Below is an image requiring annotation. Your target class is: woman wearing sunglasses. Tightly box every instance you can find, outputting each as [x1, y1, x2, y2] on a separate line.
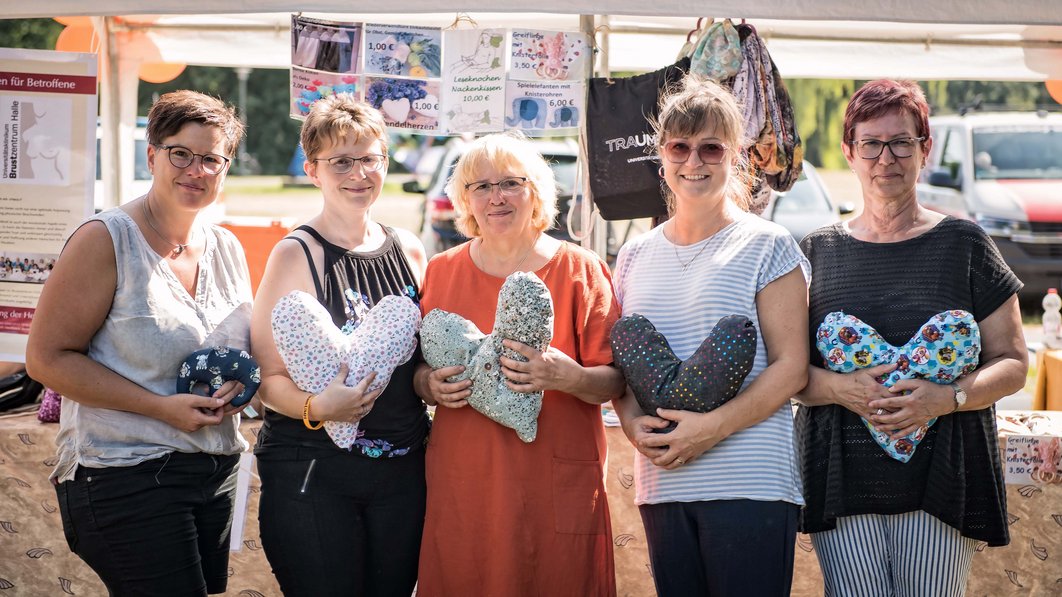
[249, 94, 429, 596]
[27, 91, 251, 595]
[794, 80, 1025, 595]
[610, 76, 809, 596]
[414, 132, 625, 596]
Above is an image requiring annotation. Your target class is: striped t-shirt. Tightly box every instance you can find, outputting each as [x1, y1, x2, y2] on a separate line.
[613, 211, 809, 506]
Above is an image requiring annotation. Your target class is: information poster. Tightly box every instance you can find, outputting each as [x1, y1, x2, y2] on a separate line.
[506, 29, 589, 134]
[440, 29, 506, 134]
[0, 48, 96, 361]
[289, 15, 363, 120]
[1005, 435, 1062, 485]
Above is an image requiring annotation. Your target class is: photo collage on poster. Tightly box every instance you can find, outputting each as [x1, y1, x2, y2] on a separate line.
[289, 15, 590, 135]
[290, 16, 363, 119]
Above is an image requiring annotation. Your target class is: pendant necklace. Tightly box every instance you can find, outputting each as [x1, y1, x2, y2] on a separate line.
[141, 200, 190, 257]
[674, 238, 711, 272]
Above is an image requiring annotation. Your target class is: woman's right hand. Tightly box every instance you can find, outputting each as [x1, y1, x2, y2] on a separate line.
[159, 394, 230, 433]
[416, 363, 472, 409]
[621, 412, 671, 460]
[828, 363, 898, 418]
[306, 364, 383, 423]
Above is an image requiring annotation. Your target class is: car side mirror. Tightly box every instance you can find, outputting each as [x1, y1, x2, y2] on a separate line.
[837, 202, 856, 216]
[927, 169, 961, 191]
[402, 180, 424, 193]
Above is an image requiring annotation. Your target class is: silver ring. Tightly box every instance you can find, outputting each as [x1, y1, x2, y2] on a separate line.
[875, 408, 885, 415]
[675, 457, 685, 465]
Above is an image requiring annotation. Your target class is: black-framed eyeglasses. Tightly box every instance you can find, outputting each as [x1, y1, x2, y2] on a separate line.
[312, 154, 388, 174]
[154, 144, 231, 175]
[851, 137, 926, 160]
[464, 176, 529, 197]
[661, 140, 729, 165]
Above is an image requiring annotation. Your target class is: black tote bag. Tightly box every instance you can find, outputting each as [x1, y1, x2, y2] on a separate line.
[586, 58, 688, 220]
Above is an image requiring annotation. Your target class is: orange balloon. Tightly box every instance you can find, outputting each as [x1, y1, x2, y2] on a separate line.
[1047, 80, 1062, 105]
[54, 25, 97, 54]
[139, 62, 187, 84]
[54, 16, 92, 27]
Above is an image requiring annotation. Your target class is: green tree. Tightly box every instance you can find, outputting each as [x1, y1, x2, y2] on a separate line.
[0, 18, 62, 50]
[138, 66, 301, 174]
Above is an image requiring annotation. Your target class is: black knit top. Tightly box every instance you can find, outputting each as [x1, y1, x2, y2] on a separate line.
[796, 217, 1021, 545]
[255, 225, 430, 459]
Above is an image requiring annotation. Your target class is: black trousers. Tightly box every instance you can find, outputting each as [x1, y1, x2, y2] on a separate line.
[640, 499, 799, 597]
[257, 448, 426, 597]
[56, 452, 240, 597]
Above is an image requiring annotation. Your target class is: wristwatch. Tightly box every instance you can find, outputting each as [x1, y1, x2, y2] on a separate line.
[950, 383, 967, 413]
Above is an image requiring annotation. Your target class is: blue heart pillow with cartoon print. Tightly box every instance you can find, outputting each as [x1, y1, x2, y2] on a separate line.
[816, 310, 980, 462]
[176, 346, 261, 407]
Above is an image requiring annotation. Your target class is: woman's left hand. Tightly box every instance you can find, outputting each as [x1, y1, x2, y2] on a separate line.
[500, 339, 576, 394]
[637, 408, 726, 470]
[214, 379, 248, 417]
[867, 379, 956, 438]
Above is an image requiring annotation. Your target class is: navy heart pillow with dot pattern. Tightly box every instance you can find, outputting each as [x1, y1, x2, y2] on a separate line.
[610, 314, 758, 420]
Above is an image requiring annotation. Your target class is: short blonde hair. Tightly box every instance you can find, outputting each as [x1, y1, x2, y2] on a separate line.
[653, 76, 751, 212]
[300, 94, 388, 161]
[445, 132, 558, 238]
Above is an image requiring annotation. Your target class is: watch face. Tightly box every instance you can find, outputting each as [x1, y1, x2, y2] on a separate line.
[954, 386, 968, 405]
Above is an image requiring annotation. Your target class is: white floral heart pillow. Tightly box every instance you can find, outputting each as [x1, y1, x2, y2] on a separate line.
[271, 290, 421, 449]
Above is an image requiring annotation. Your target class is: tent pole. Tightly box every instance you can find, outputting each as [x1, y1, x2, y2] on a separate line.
[579, 14, 610, 259]
[98, 16, 123, 209]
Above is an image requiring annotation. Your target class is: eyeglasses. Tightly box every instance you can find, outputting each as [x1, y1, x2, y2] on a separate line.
[852, 137, 926, 160]
[154, 144, 231, 175]
[464, 177, 529, 197]
[660, 141, 729, 165]
[312, 154, 388, 174]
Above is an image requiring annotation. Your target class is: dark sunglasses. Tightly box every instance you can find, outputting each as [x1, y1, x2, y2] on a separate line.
[660, 140, 729, 165]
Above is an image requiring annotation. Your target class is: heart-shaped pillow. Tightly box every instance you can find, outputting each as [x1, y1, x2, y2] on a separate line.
[176, 346, 261, 407]
[816, 310, 981, 462]
[420, 271, 554, 443]
[271, 290, 421, 449]
[610, 314, 758, 423]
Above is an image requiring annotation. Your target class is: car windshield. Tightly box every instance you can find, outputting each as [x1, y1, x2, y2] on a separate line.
[973, 127, 1062, 180]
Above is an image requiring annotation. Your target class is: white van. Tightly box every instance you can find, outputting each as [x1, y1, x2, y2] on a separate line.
[917, 111, 1062, 299]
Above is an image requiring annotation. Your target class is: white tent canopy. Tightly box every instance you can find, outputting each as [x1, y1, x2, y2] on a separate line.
[13, 1, 1062, 26]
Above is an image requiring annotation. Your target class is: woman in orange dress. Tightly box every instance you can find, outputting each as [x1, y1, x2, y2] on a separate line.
[414, 132, 625, 596]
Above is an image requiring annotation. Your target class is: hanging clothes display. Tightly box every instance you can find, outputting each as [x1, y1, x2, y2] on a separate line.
[586, 58, 689, 221]
[682, 19, 804, 215]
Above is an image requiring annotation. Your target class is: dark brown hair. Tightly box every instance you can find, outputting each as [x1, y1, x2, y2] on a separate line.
[146, 90, 245, 156]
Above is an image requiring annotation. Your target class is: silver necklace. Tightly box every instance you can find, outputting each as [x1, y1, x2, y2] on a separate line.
[674, 238, 711, 272]
[474, 235, 538, 277]
[141, 200, 190, 257]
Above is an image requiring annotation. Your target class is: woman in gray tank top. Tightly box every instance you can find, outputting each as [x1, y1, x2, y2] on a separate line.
[26, 90, 252, 596]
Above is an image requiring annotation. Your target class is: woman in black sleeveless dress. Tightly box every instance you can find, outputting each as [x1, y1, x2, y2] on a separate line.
[250, 94, 429, 597]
